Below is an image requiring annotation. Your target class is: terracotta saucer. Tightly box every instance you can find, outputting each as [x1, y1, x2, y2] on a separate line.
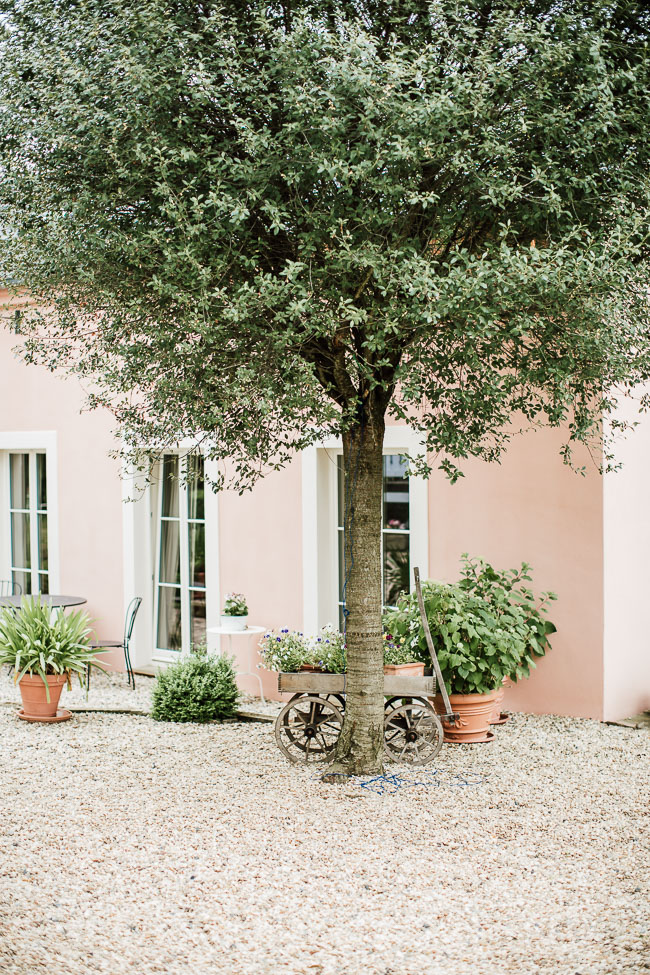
[490, 712, 510, 726]
[17, 708, 72, 724]
[444, 730, 496, 744]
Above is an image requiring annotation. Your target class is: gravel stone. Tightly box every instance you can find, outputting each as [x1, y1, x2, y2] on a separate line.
[0, 671, 648, 975]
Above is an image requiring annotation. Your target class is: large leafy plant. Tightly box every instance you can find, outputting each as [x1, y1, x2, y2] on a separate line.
[151, 645, 239, 723]
[457, 555, 557, 679]
[0, 598, 104, 699]
[383, 576, 552, 695]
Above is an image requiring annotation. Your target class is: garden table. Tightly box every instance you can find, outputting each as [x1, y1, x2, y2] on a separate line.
[207, 624, 267, 704]
[0, 594, 87, 610]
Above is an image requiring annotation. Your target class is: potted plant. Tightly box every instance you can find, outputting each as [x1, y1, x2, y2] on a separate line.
[0, 597, 106, 722]
[383, 566, 556, 743]
[258, 628, 314, 672]
[221, 592, 248, 631]
[457, 555, 557, 724]
[382, 633, 424, 676]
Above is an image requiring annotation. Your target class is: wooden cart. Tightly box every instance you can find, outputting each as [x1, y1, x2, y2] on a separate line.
[273, 569, 458, 767]
[274, 671, 444, 766]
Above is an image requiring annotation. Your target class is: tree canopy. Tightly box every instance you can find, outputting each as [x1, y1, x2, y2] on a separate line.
[2, 0, 649, 486]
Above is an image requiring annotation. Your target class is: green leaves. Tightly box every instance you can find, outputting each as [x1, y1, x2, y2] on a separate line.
[150, 649, 239, 723]
[0, 597, 106, 698]
[383, 555, 557, 695]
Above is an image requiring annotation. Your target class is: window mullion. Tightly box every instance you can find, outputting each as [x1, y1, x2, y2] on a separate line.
[178, 456, 191, 657]
[28, 452, 39, 593]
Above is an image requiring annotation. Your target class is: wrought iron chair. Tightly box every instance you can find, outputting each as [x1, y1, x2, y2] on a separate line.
[0, 580, 22, 596]
[87, 596, 142, 691]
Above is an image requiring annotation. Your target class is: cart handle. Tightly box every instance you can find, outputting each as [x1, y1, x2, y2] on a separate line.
[413, 567, 457, 723]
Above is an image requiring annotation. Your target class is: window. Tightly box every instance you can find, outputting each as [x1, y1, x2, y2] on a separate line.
[336, 453, 411, 629]
[8, 452, 49, 594]
[154, 453, 206, 656]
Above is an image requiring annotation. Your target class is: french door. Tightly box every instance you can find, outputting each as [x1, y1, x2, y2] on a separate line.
[153, 453, 206, 658]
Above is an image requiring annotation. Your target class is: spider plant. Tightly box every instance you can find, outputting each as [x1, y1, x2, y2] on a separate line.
[0, 597, 106, 700]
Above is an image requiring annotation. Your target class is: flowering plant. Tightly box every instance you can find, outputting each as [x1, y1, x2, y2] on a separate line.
[258, 629, 312, 672]
[382, 632, 417, 666]
[223, 592, 248, 616]
[313, 626, 346, 674]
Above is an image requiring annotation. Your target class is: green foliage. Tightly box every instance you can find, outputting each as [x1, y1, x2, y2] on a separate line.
[314, 627, 347, 674]
[383, 559, 557, 694]
[150, 646, 239, 723]
[0, 597, 104, 699]
[457, 554, 557, 680]
[223, 593, 248, 616]
[1, 1, 649, 486]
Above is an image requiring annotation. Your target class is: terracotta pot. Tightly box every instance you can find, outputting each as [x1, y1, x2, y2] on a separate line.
[18, 673, 68, 720]
[435, 689, 499, 743]
[383, 662, 425, 677]
[298, 664, 326, 672]
[489, 677, 511, 725]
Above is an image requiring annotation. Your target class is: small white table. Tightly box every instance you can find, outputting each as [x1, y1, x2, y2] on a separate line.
[207, 625, 267, 703]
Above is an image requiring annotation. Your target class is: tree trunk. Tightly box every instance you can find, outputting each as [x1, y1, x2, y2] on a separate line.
[329, 414, 386, 775]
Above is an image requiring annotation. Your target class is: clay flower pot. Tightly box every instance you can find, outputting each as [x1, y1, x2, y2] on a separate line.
[489, 678, 510, 725]
[383, 662, 425, 677]
[435, 689, 499, 743]
[18, 673, 68, 720]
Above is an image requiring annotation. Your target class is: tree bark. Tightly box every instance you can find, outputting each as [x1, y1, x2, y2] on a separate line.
[329, 413, 386, 775]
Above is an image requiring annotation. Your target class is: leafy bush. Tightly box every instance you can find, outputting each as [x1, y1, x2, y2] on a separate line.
[223, 592, 248, 616]
[383, 559, 557, 695]
[0, 597, 104, 699]
[151, 646, 239, 723]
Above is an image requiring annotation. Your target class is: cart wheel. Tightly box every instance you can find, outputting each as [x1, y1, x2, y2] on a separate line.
[384, 698, 444, 765]
[275, 694, 344, 765]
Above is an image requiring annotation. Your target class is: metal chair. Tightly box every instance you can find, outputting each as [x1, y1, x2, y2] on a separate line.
[87, 596, 142, 691]
[0, 580, 22, 596]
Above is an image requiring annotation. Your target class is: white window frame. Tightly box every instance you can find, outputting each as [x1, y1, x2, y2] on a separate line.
[301, 427, 429, 633]
[0, 432, 59, 593]
[122, 444, 220, 670]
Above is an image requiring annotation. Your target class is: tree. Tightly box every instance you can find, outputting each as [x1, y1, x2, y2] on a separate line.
[1, 0, 649, 773]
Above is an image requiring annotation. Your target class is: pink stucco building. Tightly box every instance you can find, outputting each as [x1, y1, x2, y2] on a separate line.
[1, 286, 648, 721]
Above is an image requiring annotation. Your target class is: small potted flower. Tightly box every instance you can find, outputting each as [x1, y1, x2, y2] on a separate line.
[221, 592, 248, 631]
[258, 629, 313, 672]
[383, 633, 424, 676]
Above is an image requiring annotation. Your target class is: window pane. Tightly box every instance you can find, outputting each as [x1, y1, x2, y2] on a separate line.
[383, 533, 409, 607]
[38, 514, 48, 572]
[187, 455, 204, 521]
[189, 523, 205, 588]
[158, 520, 180, 584]
[161, 455, 179, 518]
[10, 454, 29, 510]
[11, 570, 30, 596]
[11, 512, 30, 569]
[38, 572, 49, 595]
[156, 587, 182, 652]
[337, 456, 345, 529]
[190, 590, 206, 649]
[36, 453, 47, 511]
[383, 454, 409, 530]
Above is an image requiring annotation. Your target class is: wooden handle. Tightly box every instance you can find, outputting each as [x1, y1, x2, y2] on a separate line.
[413, 567, 455, 720]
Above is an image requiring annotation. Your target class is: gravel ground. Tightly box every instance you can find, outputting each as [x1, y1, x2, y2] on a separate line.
[0, 683, 648, 975]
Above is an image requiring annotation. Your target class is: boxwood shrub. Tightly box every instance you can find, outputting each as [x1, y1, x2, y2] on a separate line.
[151, 647, 239, 723]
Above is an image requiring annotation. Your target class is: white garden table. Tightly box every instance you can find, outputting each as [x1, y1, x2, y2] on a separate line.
[207, 624, 267, 704]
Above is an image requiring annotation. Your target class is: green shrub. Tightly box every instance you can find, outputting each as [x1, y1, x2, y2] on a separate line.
[151, 647, 239, 723]
[0, 596, 104, 700]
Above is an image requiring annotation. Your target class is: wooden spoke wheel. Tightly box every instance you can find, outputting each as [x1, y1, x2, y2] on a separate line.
[383, 698, 444, 765]
[275, 694, 344, 765]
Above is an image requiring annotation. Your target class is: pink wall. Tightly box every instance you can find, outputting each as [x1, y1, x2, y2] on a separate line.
[603, 398, 650, 720]
[427, 426, 605, 719]
[218, 460, 303, 701]
[0, 292, 125, 662]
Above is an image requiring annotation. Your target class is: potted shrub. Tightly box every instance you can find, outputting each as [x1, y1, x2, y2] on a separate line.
[383, 570, 556, 742]
[0, 597, 106, 722]
[382, 633, 424, 676]
[221, 592, 248, 631]
[457, 555, 557, 723]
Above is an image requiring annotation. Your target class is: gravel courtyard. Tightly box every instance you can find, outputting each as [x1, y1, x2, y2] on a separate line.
[0, 675, 648, 975]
